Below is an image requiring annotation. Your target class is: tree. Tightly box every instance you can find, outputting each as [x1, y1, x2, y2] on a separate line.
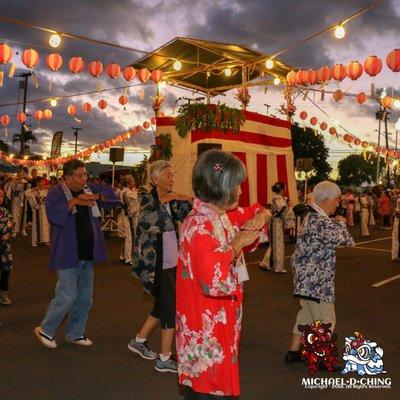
[0, 140, 8, 153]
[337, 153, 384, 186]
[291, 123, 332, 184]
[12, 127, 37, 156]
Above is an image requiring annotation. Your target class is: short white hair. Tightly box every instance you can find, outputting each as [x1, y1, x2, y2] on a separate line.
[149, 160, 172, 179]
[313, 181, 341, 205]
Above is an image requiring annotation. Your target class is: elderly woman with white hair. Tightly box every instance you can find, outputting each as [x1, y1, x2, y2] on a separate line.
[285, 181, 354, 363]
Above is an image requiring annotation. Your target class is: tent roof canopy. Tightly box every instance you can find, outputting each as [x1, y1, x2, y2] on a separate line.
[130, 37, 293, 94]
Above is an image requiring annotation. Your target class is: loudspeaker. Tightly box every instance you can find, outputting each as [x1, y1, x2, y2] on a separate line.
[296, 158, 313, 172]
[109, 147, 124, 163]
[197, 143, 222, 157]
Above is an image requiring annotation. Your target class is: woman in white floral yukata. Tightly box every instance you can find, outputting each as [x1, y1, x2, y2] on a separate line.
[176, 149, 271, 399]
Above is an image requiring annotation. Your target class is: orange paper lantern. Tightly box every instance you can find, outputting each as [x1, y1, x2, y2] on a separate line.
[137, 68, 151, 83]
[82, 102, 92, 113]
[143, 121, 151, 129]
[0, 114, 10, 126]
[381, 96, 392, 108]
[386, 49, 400, 72]
[150, 116, 157, 125]
[299, 111, 308, 120]
[34, 110, 43, 120]
[98, 99, 107, 110]
[295, 70, 307, 85]
[346, 61, 363, 80]
[354, 138, 361, 146]
[363, 55, 382, 77]
[69, 56, 85, 74]
[89, 60, 103, 77]
[151, 69, 164, 83]
[310, 116, 318, 126]
[306, 69, 318, 85]
[122, 66, 136, 81]
[119, 95, 128, 106]
[22, 49, 39, 68]
[0, 43, 13, 64]
[343, 134, 353, 143]
[329, 127, 337, 136]
[107, 63, 121, 79]
[333, 89, 344, 102]
[320, 122, 327, 131]
[67, 104, 77, 116]
[17, 112, 26, 124]
[362, 141, 369, 148]
[286, 70, 297, 85]
[317, 66, 331, 83]
[331, 63, 346, 81]
[46, 53, 63, 71]
[43, 109, 52, 119]
[356, 92, 367, 104]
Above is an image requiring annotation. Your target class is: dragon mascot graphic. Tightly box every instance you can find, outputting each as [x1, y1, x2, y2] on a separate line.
[341, 331, 386, 375]
[298, 320, 340, 376]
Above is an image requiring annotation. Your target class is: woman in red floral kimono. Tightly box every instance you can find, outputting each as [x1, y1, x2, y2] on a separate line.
[176, 150, 271, 399]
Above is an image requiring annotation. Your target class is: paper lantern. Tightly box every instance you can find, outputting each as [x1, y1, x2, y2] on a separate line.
[329, 127, 337, 136]
[354, 138, 361, 146]
[89, 60, 103, 77]
[310, 116, 318, 126]
[363, 55, 382, 77]
[386, 49, 400, 72]
[82, 102, 92, 113]
[343, 134, 353, 143]
[143, 121, 151, 129]
[331, 63, 346, 81]
[46, 53, 63, 72]
[67, 104, 77, 116]
[0, 114, 10, 126]
[150, 116, 157, 125]
[356, 92, 367, 104]
[17, 112, 26, 124]
[98, 99, 107, 110]
[111, 139, 117, 146]
[119, 95, 128, 106]
[381, 96, 392, 108]
[151, 69, 164, 83]
[362, 141, 368, 148]
[34, 110, 43, 120]
[320, 122, 327, 131]
[317, 66, 331, 83]
[99, 143, 106, 151]
[106, 63, 121, 79]
[346, 61, 363, 80]
[295, 70, 307, 85]
[286, 70, 297, 85]
[306, 69, 318, 85]
[0, 43, 13, 64]
[22, 49, 39, 68]
[122, 66, 136, 81]
[333, 89, 344, 102]
[43, 109, 52, 119]
[69, 56, 85, 74]
[137, 68, 151, 83]
[299, 111, 308, 120]
[135, 125, 142, 133]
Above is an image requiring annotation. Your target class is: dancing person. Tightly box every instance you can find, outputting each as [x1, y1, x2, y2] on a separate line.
[129, 160, 192, 373]
[34, 159, 116, 349]
[359, 192, 370, 238]
[391, 195, 400, 261]
[285, 181, 354, 363]
[25, 176, 50, 247]
[259, 181, 294, 273]
[378, 191, 392, 229]
[345, 189, 355, 226]
[367, 191, 375, 226]
[176, 150, 271, 399]
[0, 188, 15, 305]
[10, 170, 28, 237]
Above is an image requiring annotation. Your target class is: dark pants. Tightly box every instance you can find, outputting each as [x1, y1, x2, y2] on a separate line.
[383, 215, 391, 227]
[185, 388, 235, 400]
[0, 270, 10, 291]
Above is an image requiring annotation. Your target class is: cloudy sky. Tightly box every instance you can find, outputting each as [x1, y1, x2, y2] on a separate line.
[1, 0, 400, 170]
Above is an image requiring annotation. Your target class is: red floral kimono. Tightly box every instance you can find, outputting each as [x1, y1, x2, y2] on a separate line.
[176, 199, 262, 397]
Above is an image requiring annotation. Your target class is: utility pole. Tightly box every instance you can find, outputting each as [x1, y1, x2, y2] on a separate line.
[384, 108, 391, 188]
[71, 127, 83, 155]
[375, 106, 383, 185]
[16, 72, 32, 155]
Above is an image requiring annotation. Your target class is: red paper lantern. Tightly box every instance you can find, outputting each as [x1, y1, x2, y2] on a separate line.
[320, 122, 327, 131]
[143, 121, 151, 129]
[69, 56, 85, 74]
[333, 89, 344, 102]
[122, 66, 136, 81]
[317, 66, 331, 83]
[331, 63, 346, 81]
[111, 139, 117, 146]
[135, 126, 142, 133]
[17, 112, 26, 124]
[286, 70, 297, 85]
[107, 63, 121, 79]
[343, 134, 353, 143]
[34, 110, 43, 120]
[310, 116, 318, 126]
[362, 141, 368, 148]
[381, 96, 392, 108]
[363, 55, 382, 77]
[354, 138, 361, 146]
[137, 68, 151, 83]
[119, 95, 128, 106]
[0, 114, 10, 126]
[99, 143, 106, 151]
[22, 49, 39, 68]
[299, 111, 308, 120]
[43, 109, 52, 119]
[82, 102, 92, 113]
[356, 92, 367, 104]
[151, 69, 164, 83]
[150, 116, 157, 125]
[329, 127, 337, 136]
[67, 104, 77, 116]
[46, 53, 63, 72]
[89, 60, 103, 77]
[306, 69, 318, 85]
[386, 49, 400, 72]
[98, 99, 107, 110]
[0, 43, 13, 64]
[295, 70, 307, 85]
[346, 61, 363, 80]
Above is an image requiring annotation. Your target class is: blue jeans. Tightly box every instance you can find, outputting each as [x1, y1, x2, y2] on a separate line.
[41, 260, 94, 340]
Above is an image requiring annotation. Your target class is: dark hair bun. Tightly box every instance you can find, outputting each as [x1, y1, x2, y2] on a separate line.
[272, 181, 285, 194]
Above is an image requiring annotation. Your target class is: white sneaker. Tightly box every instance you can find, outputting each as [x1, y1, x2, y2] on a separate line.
[34, 327, 58, 349]
[65, 335, 93, 346]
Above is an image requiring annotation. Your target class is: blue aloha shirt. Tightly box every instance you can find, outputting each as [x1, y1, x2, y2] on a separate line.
[292, 211, 354, 303]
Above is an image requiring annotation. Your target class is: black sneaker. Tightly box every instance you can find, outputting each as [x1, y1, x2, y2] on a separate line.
[284, 351, 302, 363]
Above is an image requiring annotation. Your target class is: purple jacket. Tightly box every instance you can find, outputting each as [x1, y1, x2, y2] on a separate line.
[45, 184, 113, 270]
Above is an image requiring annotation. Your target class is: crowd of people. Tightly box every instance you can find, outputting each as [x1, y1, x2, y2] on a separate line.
[1, 153, 399, 399]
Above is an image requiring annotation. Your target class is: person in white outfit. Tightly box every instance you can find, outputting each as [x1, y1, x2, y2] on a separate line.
[359, 193, 370, 238]
[391, 197, 400, 261]
[10, 171, 28, 237]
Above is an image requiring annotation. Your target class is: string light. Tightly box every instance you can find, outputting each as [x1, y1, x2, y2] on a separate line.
[49, 33, 61, 48]
[334, 24, 346, 39]
[224, 68, 232, 77]
[273, 77, 280, 85]
[265, 59, 274, 69]
[173, 60, 182, 71]
[50, 98, 57, 107]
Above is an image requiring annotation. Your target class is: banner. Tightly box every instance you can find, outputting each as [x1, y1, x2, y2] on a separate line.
[50, 131, 63, 158]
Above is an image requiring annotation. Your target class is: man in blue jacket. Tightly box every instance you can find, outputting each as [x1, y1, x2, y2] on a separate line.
[34, 159, 116, 349]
